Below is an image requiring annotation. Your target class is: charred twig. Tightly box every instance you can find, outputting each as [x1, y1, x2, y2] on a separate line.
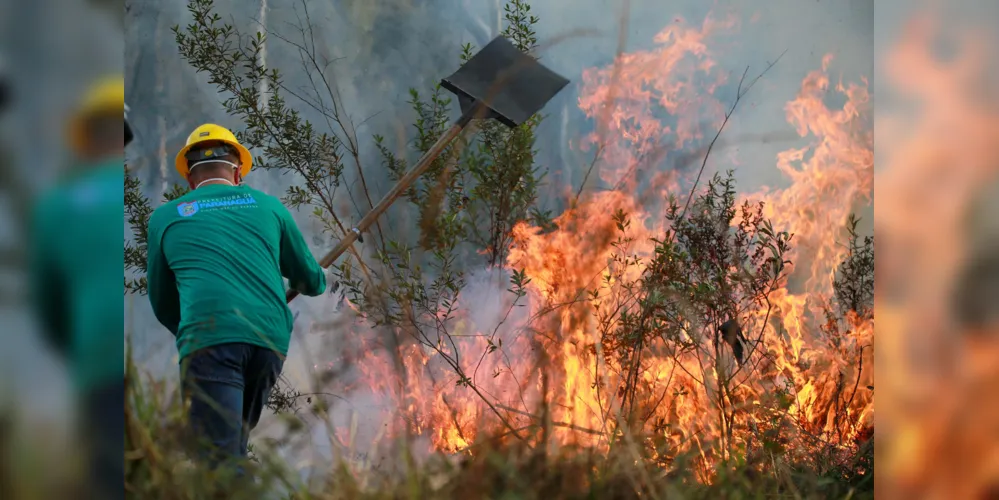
[676, 50, 786, 223]
[842, 343, 870, 437]
[270, 0, 389, 252]
[495, 404, 604, 436]
[472, 285, 526, 384]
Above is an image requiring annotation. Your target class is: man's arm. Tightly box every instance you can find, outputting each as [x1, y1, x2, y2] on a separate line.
[146, 220, 181, 335]
[277, 205, 326, 297]
[29, 199, 69, 353]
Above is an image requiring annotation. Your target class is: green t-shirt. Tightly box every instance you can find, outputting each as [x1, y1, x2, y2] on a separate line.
[30, 160, 124, 393]
[146, 184, 325, 360]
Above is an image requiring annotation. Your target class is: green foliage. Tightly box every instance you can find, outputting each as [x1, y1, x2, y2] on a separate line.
[833, 214, 874, 320]
[615, 171, 792, 364]
[336, 1, 550, 405]
[374, 84, 467, 252]
[128, 0, 554, 422]
[124, 166, 189, 294]
[343, 2, 551, 397]
[124, 165, 153, 295]
[463, 0, 547, 266]
[173, 0, 347, 238]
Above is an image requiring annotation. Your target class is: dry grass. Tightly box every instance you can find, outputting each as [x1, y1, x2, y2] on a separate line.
[121, 350, 872, 500]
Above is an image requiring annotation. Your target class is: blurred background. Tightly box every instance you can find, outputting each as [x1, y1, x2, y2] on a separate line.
[0, 0, 995, 498]
[0, 0, 120, 390]
[0, 0, 123, 497]
[875, 1, 999, 498]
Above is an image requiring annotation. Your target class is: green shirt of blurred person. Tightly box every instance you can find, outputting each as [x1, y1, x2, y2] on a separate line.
[30, 76, 124, 393]
[145, 123, 325, 471]
[29, 75, 126, 500]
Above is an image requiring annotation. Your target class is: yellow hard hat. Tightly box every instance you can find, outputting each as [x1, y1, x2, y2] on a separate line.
[174, 123, 253, 179]
[77, 76, 125, 117]
[70, 75, 125, 154]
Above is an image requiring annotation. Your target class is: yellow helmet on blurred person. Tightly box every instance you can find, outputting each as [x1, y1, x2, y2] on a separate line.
[78, 76, 125, 115]
[70, 75, 125, 154]
[174, 123, 253, 179]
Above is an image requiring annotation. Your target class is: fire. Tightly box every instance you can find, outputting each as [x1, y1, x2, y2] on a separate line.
[577, 13, 733, 194]
[755, 53, 873, 299]
[739, 50, 875, 443]
[322, 11, 875, 479]
[874, 13, 999, 499]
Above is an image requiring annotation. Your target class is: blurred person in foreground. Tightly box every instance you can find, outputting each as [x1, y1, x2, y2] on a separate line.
[29, 75, 125, 499]
[145, 124, 325, 477]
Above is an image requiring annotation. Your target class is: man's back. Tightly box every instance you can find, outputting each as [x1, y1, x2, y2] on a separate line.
[147, 184, 324, 360]
[31, 160, 123, 392]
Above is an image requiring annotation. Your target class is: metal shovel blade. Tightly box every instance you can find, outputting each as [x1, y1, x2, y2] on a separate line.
[440, 36, 570, 128]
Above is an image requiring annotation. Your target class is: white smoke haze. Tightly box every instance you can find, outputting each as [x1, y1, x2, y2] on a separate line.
[253, 265, 528, 480]
[123, 0, 874, 478]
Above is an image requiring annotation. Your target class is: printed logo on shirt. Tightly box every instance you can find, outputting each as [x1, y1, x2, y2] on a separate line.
[198, 194, 258, 212]
[176, 194, 258, 217]
[177, 201, 200, 217]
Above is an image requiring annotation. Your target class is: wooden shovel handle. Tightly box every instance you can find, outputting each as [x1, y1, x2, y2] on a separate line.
[285, 107, 478, 304]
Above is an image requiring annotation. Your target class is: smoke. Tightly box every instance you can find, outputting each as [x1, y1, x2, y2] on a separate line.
[256, 265, 527, 475]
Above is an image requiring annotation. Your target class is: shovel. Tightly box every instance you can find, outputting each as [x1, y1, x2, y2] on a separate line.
[286, 35, 570, 303]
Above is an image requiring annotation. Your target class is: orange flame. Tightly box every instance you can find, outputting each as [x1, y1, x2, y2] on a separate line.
[875, 13, 999, 499]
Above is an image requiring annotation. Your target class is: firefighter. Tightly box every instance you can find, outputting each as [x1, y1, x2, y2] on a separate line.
[145, 123, 326, 473]
[29, 75, 125, 499]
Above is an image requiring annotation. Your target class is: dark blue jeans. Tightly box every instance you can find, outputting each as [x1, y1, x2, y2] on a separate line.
[180, 343, 284, 471]
[82, 380, 124, 500]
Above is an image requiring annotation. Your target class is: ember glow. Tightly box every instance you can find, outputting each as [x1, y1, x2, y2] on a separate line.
[321, 12, 874, 479]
